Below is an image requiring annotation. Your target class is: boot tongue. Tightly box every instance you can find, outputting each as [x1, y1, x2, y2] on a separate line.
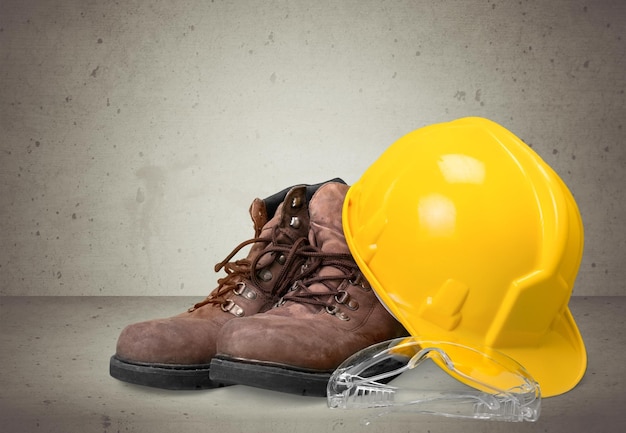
[280, 183, 351, 313]
[308, 183, 350, 256]
[249, 197, 269, 238]
[306, 182, 351, 287]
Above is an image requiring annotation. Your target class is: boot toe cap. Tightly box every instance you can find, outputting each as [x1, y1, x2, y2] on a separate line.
[115, 318, 220, 365]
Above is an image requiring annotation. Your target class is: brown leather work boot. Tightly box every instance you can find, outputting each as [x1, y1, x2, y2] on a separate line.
[210, 182, 407, 396]
[110, 179, 345, 390]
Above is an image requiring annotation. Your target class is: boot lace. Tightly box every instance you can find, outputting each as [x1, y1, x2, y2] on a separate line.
[188, 234, 309, 312]
[279, 249, 366, 311]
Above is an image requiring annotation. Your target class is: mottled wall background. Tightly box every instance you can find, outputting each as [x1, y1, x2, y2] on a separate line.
[1, 0, 624, 296]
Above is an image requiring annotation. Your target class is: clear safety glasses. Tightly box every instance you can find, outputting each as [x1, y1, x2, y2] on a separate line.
[327, 337, 541, 422]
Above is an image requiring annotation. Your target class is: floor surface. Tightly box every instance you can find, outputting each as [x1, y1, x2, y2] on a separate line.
[0, 296, 624, 432]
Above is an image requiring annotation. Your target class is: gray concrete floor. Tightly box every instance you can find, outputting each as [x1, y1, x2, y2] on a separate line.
[0, 296, 624, 433]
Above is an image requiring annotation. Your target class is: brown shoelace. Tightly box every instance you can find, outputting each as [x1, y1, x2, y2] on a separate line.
[189, 236, 310, 311]
[280, 250, 366, 310]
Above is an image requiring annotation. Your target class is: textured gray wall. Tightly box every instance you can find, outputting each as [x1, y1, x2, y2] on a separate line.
[1, 0, 624, 296]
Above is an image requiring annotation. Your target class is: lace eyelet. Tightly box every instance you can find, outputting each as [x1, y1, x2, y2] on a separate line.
[347, 299, 359, 310]
[326, 305, 350, 321]
[336, 311, 351, 321]
[335, 290, 360, 311]
[257, 268, 273, 282]
[334, 290, 349, 304]
[233, 282, 258, 300]
[291, 195, 303, 208]
[290, 216, 301, 228]
[349, 277, 371, 291]
[233, 282, 245, 295]
[221, 300, 245, 317]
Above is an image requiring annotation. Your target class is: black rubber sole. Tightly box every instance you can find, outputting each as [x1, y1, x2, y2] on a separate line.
[209, 356, 332, 397]
[109, 355, 225, 390]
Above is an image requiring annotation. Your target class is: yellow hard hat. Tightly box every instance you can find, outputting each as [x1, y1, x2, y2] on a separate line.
[343, 117, 586, 398]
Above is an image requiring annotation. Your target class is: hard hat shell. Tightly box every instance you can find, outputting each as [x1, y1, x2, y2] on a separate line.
[343, 117, 586, 398]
